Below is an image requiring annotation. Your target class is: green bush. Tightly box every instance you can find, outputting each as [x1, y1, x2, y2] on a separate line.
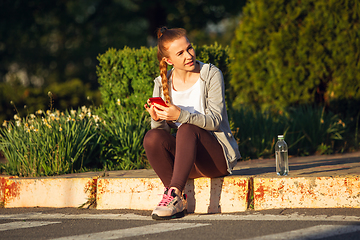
[231, 105, 346, 159]
[285, 105, 345, 155]
[96, 106, 150, 170]
[230, 0, 360, 111]
[96, 44, 232, 113]
[0, 102, 151, 177]
[0, 106, 103, 177]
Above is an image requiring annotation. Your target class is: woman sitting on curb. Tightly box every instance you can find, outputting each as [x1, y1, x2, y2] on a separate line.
[143, 27, 241, 220]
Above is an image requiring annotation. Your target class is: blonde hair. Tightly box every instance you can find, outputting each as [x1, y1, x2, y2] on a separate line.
[157, 27, 187, 102]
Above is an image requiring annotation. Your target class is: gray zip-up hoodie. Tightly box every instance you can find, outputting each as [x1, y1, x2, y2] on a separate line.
[150, 61, 241, 173]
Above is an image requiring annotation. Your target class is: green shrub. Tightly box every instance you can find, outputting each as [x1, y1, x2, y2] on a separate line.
[96, 106, 150, 170]
[230, 0, 360, 111]
[230, 108, 287, 159]
[285, 105, 345, 155]
[0, 102, 152, 176]
[0, 106, 103, 177]
[231, 105, 346, 159]
[96, 44, 232, 113]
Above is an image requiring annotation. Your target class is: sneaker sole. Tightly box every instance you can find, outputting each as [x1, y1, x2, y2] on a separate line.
[152, 209, 187, 220]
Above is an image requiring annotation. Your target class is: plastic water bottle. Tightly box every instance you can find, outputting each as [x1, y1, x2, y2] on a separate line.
[275, 135, 288, 176]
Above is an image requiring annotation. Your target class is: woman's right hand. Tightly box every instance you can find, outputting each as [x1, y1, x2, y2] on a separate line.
[144, 99, 160, 121]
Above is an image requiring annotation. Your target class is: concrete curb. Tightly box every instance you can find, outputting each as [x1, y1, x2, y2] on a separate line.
[1, 174, 359, 212]
[253, 176, 360, 210]
[0, 177, 93, 208]
[96, 177, 249, 213]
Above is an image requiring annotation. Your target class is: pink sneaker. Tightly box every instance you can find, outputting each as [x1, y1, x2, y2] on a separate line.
[152, 188, 187, 220]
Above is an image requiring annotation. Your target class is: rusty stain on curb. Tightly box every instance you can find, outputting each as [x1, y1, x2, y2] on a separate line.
[0, 177, 6, 207]
[0, 176, 19, 207]
[253, 176, 360, 210]
[79, 177, 98, 209]
[3, 178, 91, 208]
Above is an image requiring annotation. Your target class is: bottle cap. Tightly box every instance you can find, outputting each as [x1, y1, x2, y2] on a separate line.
[278, 135, 284, 139]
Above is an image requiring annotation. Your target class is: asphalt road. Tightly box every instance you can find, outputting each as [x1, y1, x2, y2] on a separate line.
[1, 208, 360, 240]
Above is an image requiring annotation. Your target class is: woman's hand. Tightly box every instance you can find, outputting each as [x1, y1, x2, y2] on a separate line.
[144, 99, 160, 121]
[154, 100, 181, 121]
[144, 100, 181, 121]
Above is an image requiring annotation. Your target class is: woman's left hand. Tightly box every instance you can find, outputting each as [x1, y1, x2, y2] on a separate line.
[154, 101, 181, 121]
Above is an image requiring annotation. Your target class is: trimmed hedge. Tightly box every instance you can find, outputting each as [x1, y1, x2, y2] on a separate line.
[96, 44, 232, 114]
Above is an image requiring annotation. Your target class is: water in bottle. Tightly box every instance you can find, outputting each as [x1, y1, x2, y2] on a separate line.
[275, 135, 288, 176]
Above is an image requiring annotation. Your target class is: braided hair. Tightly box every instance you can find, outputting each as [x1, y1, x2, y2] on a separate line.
[157, 27, 187, 102]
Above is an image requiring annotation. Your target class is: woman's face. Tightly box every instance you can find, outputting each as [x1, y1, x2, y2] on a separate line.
[164, 36, 196, 72]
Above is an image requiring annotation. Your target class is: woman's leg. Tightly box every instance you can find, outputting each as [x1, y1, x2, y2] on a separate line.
[169, 124, 228, 192]
[143, 129, 176, 188]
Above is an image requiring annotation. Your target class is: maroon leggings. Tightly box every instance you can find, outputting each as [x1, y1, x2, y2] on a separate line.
[143, 123, 228, 192]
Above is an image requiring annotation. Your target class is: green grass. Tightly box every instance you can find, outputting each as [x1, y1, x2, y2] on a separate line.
[231, 105, 348, 159]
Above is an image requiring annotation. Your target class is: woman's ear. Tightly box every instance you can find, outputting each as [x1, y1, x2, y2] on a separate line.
[163, 57, 172, 65]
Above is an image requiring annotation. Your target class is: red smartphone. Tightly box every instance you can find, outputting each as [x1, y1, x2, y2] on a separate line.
[148, 97, 168, 109]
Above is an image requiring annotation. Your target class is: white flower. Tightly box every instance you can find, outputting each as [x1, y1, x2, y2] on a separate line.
[2, 120, 7, 127]
[70, 110, 76, 116]
[30, 114, 36, 119]
[81, 106, 88, 113]
[117, 99, 121, 105]
[36, 110, 43, 115]
[93, 115, 100, 123]
[14, 114, 20, 120]
[16, 121, 21, 127]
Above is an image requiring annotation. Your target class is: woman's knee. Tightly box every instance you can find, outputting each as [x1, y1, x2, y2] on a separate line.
[177, 123, 201, 135]
[143, 129, 168, 150]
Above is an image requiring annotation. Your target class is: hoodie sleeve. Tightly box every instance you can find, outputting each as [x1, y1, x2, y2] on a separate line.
[176, 66, 225, 131]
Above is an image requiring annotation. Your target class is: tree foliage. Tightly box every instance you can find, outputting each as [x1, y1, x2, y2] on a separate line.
[0, 0, 246, 88]
[230, 0, 360, 111]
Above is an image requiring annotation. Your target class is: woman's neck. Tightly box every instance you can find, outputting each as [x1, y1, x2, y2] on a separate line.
[173, 62, 200, 83]
[172, 62, 200, 91]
